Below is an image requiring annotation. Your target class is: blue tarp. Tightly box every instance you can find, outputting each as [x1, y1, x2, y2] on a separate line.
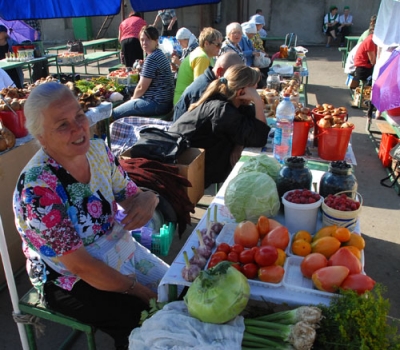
[0, 0, 220, 20]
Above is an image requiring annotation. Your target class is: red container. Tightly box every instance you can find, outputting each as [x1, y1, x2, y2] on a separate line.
[378, 133, 400, 167]
[292, 120, 313, 156]
[311, 108, 347, 146]
[317, 126, 354, 161]
[387, 107, 400, 117]
[0, 110, 28, 138]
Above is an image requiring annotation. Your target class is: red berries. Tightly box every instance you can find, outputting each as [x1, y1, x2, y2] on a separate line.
[324, 194, 360, 211]
[285, 189, 321, 204]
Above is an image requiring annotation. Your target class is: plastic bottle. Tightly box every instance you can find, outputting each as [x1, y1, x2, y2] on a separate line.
[273, 94, 295, 164]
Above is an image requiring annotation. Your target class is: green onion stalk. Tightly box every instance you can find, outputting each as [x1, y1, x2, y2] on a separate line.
[255, 306, 322, 326]
[243, 319, 317, 350]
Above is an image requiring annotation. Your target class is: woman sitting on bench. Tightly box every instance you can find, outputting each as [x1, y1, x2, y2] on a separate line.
[113, 25, 174, 119]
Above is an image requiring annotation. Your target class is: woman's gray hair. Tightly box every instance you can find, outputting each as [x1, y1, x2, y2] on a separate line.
[225, 22, 242, 37]
[24, 82, 76, 138]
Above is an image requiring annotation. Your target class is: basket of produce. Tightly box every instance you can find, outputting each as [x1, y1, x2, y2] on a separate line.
[321, 190, 362, 231]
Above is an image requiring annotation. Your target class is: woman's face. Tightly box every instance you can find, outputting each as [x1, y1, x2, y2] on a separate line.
[178, 39, 189, 49]
[38, 94, 90, 162]
[204, 39, 222, 58]
[246, 33, 255, 39]
[140, 32, 158, 54]
[228, 28, 242, 45]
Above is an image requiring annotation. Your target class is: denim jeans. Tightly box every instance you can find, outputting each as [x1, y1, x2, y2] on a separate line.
[113, 98, 172, 120]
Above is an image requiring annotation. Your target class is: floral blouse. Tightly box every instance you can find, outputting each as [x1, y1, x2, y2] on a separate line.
[13, 139, 138, 294]
[251, 33, 266, 53]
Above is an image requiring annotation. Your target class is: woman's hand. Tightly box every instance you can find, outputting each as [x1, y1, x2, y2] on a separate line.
[120, 191, 159, 231]
[237, 87, 266, 124]
[253, 51, 261, 57]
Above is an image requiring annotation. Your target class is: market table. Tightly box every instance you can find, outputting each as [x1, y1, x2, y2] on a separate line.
[0, 54, 58, 83]
[269, 58, 309, 105]
[46, 38, 119, 55]
[158, 148, 361, 306]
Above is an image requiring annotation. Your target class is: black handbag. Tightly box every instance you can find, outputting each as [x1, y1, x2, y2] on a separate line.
[129, 127, 190, 164]
[67, 40, 84, 53]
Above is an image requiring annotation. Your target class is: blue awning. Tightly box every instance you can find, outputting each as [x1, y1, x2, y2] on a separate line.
[0, 0, 220, 20]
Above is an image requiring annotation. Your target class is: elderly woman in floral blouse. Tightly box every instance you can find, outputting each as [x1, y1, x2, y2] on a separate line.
[13, 82, 168, 350]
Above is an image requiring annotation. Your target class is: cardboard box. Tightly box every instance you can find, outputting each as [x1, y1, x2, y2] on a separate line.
[176, 148, 205, 205]
[120, 148, 205, 205]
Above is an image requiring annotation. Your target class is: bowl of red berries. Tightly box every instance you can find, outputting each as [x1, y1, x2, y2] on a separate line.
[282, 189, 323, 235]
[321, 190, 362, 231]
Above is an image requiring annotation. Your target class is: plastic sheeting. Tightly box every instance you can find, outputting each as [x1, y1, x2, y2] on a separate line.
[0, 0, 220, 20]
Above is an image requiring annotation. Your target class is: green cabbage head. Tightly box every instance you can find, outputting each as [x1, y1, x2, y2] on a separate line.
[225, 171, 280, 222]
[238, 154, 281, 181]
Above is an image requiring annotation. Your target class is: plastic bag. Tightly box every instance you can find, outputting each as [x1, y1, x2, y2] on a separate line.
[129, 301, 244, 350]
[253, 53, 271, 68]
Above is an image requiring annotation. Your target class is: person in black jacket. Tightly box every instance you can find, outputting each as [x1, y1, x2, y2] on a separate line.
[169, 64, 270, 187]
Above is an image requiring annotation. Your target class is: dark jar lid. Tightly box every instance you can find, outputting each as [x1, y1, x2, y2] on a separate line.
[284, 156, 307, 168]
[329, 161, 353, 175]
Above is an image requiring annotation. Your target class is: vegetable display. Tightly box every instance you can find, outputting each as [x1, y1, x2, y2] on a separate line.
[184, 261, 250, 324]
[225, 171, 280, 222]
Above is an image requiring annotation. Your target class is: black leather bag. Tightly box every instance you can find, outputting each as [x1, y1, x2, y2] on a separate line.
[67, 40, 84, 53]
[129, 127, 190, 164]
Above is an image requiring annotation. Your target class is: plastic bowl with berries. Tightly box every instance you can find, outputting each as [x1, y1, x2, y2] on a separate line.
[282, 189, 324, 235]
[321, 190, 362, 231]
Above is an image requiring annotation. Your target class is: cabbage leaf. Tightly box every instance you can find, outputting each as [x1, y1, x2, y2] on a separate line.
[225, 171, 280, 222]
[238, 154, 281, 181]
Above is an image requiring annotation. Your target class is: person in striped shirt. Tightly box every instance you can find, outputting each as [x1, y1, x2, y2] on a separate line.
[113, 26, 174, 119]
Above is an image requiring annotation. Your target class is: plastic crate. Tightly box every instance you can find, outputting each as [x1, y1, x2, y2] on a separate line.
[378, 133, 399, 167]
[132, 222, 175, 256]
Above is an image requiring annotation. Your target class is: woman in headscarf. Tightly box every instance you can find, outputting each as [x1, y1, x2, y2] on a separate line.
[171, 27, 199, 72]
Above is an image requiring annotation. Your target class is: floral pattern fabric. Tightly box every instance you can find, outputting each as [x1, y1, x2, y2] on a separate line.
[13, 139, 138, 293]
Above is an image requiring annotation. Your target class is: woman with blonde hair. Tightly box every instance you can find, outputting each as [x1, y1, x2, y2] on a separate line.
[169, 64, 270, 187]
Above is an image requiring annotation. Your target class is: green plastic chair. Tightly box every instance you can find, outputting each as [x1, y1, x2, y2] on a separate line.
[18, 288, 97, 350]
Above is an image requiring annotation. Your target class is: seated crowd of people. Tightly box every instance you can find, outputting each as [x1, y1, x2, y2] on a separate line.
[111, 13, 272, 187]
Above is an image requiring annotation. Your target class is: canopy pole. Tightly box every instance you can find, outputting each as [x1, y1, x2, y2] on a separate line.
[0, 216, 29, 350]
[121, 0, 125, 22]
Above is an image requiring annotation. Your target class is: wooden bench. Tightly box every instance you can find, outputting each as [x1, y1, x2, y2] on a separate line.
[46, 38, 119, 55]
[19, 287, 97, 349]
[84, 51, 120, 74]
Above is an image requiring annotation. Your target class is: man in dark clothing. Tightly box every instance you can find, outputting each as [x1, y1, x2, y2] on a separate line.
[173, 51, 244, 121]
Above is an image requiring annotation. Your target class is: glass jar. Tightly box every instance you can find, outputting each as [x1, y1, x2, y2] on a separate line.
[267, 74, 281, 91]
[319, 161, 358, 198]
[276, 157, 313, 200]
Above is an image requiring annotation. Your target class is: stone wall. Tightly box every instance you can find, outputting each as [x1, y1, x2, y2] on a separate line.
[40, 0, 381, 46]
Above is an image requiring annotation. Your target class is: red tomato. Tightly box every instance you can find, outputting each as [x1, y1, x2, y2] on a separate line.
[230, 263, 243, 273]
[207, 256, 224, 269]
[261, 226, 290, 251]
[239, 249, 255, 264]
[254, 245, 278, 267]
[328, 247, 362, 275]
[211, 251, 228, 260]
[256, 216, 270, 239]
[242, 263, 258, 279]
[258, 265, 285, 283]
[216, 243, 231, 255]
[312, 266, 350, 293]
[231, 244, 244, 254]
[233, 221, 260, 248]
[340, 274, 376, 295]
[251, 246, 259, 255]
[227, 251, 239, 263]
[300, 253, 328, 279]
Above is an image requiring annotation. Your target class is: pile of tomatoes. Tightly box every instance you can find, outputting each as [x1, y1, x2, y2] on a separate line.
[207, 216, 291, 284]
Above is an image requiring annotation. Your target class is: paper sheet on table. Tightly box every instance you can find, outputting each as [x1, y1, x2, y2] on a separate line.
[271, 64, 293, 75]
[129, 301, 244, 350]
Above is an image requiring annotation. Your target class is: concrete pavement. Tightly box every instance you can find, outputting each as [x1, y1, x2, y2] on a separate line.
[0, 45, 399, 349]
